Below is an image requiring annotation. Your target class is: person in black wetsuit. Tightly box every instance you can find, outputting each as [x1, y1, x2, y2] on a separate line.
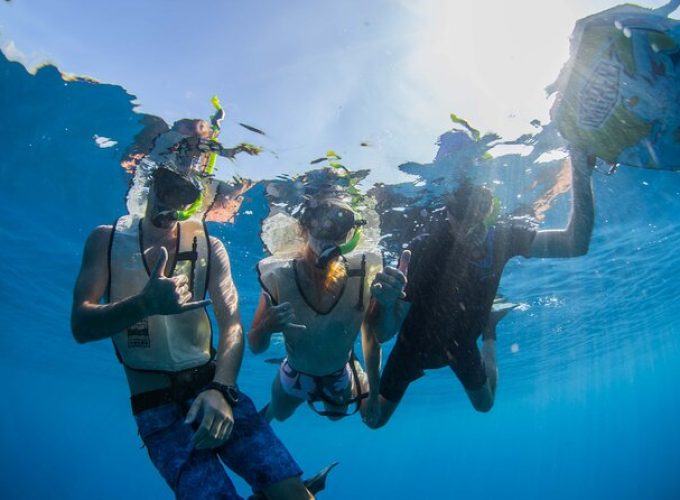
[364, 147, 595, 427]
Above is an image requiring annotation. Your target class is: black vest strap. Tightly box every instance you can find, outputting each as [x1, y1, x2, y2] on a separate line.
[346, 254, 367, 311]
[306, 350, 368, 418]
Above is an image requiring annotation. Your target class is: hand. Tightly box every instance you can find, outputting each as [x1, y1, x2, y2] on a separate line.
[141, 248, 211, 316]
[260, 292, 307, 334]
[185, 389, 234, 449]
[370, 250, 411, 306]
[236, 143, 262, 156]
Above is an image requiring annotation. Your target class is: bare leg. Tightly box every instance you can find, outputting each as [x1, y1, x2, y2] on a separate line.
[324, 360, 366, 421]
[464, 380, 494, 413]
[372, 396, 400, 427]
[264, 375, 305, 423]
[464, 298, 517, 412]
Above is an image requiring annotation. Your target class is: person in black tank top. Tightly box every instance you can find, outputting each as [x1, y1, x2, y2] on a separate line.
[364, 148, 596, 428]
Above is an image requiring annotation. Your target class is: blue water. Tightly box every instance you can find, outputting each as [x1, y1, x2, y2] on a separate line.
[1, 51, 680, 499]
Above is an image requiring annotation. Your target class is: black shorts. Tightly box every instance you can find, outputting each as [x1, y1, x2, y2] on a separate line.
[379, 335, 487, 402]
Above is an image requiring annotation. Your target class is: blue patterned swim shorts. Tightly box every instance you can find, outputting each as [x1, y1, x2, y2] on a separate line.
[134, 392, 302, 500]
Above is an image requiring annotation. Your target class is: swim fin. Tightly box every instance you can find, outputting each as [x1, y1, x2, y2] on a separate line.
[303, 462, 339, 495]
[265, 357, 286, 365]
[483, 297, 519, 341]
[247, 462, 339, 499]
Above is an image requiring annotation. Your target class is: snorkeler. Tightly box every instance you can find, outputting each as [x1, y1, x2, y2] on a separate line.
[248, 188, 407, 423]
[71, 146, 314, 498]
[365, 147, 595, 427]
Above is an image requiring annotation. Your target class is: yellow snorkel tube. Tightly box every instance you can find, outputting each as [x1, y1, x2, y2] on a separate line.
[175, 96, 224, 221]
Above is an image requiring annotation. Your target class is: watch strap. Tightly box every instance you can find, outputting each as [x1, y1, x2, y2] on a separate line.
[203, 382, 239, 406]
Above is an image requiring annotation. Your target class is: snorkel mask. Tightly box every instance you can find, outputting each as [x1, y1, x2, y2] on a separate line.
[445, 185, 499, 239]
[152, 96, 227, 226]
[150, 167, 204, 227]
[300, 199, 366, 268]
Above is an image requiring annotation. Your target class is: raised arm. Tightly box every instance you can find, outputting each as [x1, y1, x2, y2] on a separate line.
[248, 288, 306, 354]
[248, 292, 276, 354]
[529, 147, 595, 258]
[70, 226, 208, 344]
[364, 250, 411, 343]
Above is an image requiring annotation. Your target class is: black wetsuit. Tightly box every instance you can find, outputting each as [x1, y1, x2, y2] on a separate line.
[379, 220, 535, 402]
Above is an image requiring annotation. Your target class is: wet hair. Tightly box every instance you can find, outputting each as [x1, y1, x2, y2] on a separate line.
[171, 118, 202, 131]
[301, 244, 348, 292]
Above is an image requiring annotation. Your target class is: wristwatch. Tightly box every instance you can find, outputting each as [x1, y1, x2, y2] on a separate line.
[203, 382, 240, 406]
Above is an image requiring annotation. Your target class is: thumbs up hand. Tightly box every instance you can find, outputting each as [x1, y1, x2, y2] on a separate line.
[259, 292, 307, 335]
[370, 250, 411, 306]
[140, 247, 211, 316]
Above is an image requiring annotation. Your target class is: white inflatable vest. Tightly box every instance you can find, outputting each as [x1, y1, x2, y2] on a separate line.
[257, 250, 382, 369]
[108, 215, 212, 372]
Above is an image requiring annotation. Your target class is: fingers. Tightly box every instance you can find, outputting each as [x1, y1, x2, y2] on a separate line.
[285, 323, 307, 333]
[174, 274, 189, 287]
[192, 409, 234, 449]
[180, 299, 212, 312]
[192, 411, 216, 449]
[277, 310, 295, 325]
[217, 418, 234, 442]
[184, 398, 201, 424]
[150, 247, 168, 278]
[209, 417, 225, 444]
[273, 302, 295, 323]
[398, 250, 411, 274]
[382, 267, 407, 284]
[374, 270, 405, 290]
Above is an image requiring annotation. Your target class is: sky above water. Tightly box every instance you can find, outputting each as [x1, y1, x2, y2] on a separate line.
[1, 0, 676, 181]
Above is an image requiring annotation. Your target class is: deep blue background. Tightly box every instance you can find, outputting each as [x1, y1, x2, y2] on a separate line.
[1, 52, 679, 499]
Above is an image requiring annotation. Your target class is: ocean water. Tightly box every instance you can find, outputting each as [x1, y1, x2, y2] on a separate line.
[1, 47, 680, 500]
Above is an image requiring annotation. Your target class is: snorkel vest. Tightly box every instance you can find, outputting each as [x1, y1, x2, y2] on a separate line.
[257, 250, 382, 373]
[108, 215, 212, 372]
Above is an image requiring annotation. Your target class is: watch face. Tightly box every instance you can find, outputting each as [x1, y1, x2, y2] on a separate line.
[226, 386, 240, 403]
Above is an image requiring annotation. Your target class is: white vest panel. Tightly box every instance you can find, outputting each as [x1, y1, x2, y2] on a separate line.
[109, 215, 212, 372]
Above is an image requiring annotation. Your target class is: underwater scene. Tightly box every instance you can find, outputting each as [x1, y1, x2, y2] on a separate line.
[1, 1, 680, 498]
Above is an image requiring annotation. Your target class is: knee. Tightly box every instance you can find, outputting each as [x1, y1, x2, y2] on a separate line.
[268, 404, 294, 422]
[362, 410, 391, 429]
[274, 410, 293, 422]
[364, 418, 387, 430]
[471, 399, 494, 413]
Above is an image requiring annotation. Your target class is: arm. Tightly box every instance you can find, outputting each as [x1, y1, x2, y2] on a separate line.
[248, 285, 306, 354]
[248, 292, 276, 354]
[360, 317, 382, 395]
[207, 237, 244, 386]
[364, 298, 410, 343]
[364, 250, 412, 343]
[186, 237, 243, 449]
[71, 226, 149, 343]
[529, 147, 595, 258]
[71, 226, 209, 344]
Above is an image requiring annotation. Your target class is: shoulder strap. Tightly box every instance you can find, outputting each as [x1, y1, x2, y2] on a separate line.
[106, 217, 120, 302]
[345, 254, 367, 311]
